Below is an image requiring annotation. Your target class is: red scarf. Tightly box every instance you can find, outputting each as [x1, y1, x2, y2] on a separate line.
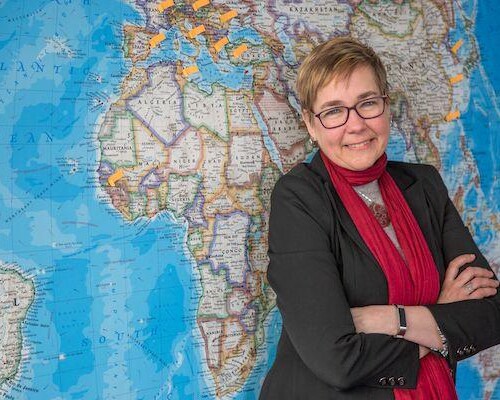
[320, 151, 457, 399]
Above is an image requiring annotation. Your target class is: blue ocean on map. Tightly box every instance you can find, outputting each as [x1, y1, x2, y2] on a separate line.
[0, 0, 209, 398]
[469, 0, 500, 216]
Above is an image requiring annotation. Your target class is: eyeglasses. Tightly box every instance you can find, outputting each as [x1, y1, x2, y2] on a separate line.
[314, 95, 389, 129]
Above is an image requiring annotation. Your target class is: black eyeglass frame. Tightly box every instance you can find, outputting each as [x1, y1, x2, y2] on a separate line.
[313, 95, 390, 129]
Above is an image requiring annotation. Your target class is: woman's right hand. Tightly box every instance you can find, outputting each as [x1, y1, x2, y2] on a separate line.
[437, 254, 499, 304]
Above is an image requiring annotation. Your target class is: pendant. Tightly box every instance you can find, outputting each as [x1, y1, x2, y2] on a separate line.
[369, 202, 390, 228]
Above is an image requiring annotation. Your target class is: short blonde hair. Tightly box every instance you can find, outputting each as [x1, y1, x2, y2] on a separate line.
[296, 37, 388, 114]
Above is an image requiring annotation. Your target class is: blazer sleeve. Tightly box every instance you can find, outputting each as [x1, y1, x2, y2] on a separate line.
[424, 165, 500, 366]
[267, 172, 420, 390]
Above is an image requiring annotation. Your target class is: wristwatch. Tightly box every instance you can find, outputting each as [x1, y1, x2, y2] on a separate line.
[394, 305, 407, 339]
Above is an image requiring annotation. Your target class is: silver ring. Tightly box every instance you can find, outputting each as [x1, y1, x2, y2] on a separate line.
[464, 281, 474, 294]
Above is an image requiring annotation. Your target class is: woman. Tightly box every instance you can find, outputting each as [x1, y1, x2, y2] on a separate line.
[260, 37, 500, 399]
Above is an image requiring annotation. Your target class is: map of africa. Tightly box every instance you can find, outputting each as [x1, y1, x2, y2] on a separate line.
[0, 0, 498, 398]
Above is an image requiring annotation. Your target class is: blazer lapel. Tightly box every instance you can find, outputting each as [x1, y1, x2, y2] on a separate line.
[308, 153, 443, 275]
[308, 153, 378, 263]
[387, 164, 444, 275]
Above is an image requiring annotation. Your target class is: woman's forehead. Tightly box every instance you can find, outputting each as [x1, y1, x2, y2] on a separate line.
[314, 66, 381, 105]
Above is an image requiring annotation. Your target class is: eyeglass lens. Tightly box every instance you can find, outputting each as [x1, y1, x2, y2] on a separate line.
[318, 96, 386, 129]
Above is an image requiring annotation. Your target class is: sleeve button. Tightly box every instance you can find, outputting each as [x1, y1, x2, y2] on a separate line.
[379, 377, 388, 386]
[388, 377, 396, 386]
[397, 377, 406, 386]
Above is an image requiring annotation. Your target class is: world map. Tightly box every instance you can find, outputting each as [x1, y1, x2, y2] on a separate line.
[0, 0, 499, 399]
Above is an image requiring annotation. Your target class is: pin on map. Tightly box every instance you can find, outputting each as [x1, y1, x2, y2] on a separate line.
[192, 0, 209, 11]
[449, 73, 464, 85]
[444, 110, 460, 122]
[220, 10, 237, 23]
[214, 37, 229, 53]
[233, 44, 248, 58]
[149, 32, 166, 48]
[157, 0, 174, 12]
[188, 25, 206, 39]
[182, 65, 199, 77]
[451, 39, 463, 55]
[108, 169, 124, 187]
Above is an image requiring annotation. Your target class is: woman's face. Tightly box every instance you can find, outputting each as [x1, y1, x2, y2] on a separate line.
[303, 65, 390, 171]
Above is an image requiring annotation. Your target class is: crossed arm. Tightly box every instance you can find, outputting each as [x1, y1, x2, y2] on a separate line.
[351, 253, 499, 355]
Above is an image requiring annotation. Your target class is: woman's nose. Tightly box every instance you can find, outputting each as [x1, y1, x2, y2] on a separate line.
[344, 108, 366, 132]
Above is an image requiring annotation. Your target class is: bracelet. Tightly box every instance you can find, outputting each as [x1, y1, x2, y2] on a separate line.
[394, 305, 407, 338]
[430, 326, 449, 358]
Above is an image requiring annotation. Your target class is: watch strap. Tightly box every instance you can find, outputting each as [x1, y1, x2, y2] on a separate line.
[394, 304, 407, 338]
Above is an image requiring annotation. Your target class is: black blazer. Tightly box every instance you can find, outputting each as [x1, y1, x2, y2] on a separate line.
[260, 152, 500, 399]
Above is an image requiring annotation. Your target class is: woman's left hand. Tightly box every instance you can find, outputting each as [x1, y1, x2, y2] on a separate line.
[437, 254, 499, 304]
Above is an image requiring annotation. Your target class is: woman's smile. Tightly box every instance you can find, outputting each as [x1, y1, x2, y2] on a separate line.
[344, 138, 376, 149]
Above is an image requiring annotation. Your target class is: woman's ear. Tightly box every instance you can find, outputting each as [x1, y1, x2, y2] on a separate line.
[302, 110, 316, 141]
[385, 98, 392, 121]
